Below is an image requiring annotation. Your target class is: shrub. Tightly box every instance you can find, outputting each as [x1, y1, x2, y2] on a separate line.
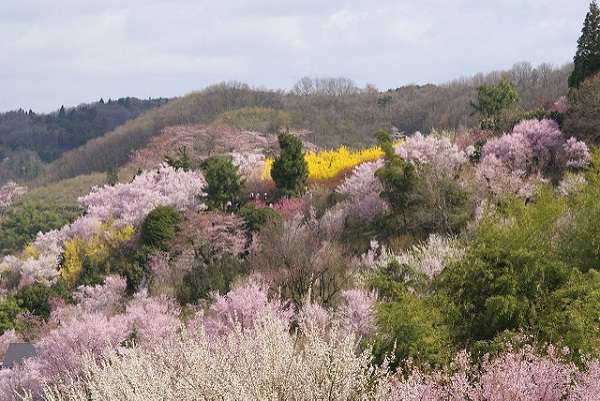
[270, 132, 308, 197]
[176, 253, 246, 306]
[0, 202, 78, 256]
[239, 203, 280, 234]
[15, 281, 72, 320]
[140, 206, 181, 250]
[0, 297, 23, 334]
[201, 155, 242, 210]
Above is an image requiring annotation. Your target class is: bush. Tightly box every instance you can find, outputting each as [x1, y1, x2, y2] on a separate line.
[0, 202, 79, 256]
[271, 132, 308, 198]
[15, 281, 72, 320]
[239, 204, 280, 234]
[140, 206, 181, 250]
[176, 252, 246, 306]
[0, 297, 23, 334]
[370, 261, 453, 369]
[201, 156, 242, 210]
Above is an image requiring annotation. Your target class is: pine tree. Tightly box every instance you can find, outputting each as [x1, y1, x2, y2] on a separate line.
[271, 132, 308, 198]
[569, 1, 600, 88]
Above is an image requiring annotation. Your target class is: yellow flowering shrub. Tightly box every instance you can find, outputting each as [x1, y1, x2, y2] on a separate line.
[60, 223, 135, 284]
[262, 144, 391, 181]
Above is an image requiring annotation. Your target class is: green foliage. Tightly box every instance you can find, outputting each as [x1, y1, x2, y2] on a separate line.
[564, 73, 600, 144]
[370, 262, 453, 369]
[569, 1, 600, 88]
[434, 190, 600, 361]
[176, 250, 246, 306]
[271, 132, 308, 198]
[535, 269, 600, 362]
[165, 146, 192, 171]
[0, 202, 79, 256]
[106, 166, 119, 186]
[14, 281, 72, 320]
[140, 206, 181, 250]
[374, 129, 417, 230]
[239, 203, 280, 234]
[558, 150, 600, 271]
[201, 156, 242, 210]
[472, 79, 520, 130]
[0, 296, 23, 334]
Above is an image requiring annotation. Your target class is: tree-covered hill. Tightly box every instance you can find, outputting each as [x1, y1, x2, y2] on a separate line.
[0, 97, 167, 182]
[32, 62, 571, 186]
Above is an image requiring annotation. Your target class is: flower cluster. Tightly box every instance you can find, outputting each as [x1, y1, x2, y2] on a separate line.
[334, 160, 388, 225]
[395, 132, 468, 176]
[481, 119, 590, 175]
[363, 234, 465, 280]
[476, 119, 590, 200]
[262, 143, 391, 181]
[80, 164, 207, 227]
[1, 165, 206, 289]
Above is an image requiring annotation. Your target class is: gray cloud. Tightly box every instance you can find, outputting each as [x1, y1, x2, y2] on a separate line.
[0, 0, 591, 112]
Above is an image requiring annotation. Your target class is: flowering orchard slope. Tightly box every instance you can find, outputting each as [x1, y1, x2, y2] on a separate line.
[0, 164, 206, 288]
[2, 113, 600, 401]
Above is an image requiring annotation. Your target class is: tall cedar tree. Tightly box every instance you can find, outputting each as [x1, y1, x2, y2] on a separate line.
[271, 132, 308, 197]
[569, 1, 600, 88]
[201, 155, 242, 210]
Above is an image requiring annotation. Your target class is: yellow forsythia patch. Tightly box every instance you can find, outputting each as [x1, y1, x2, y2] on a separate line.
[262, 144, 390, 181]
[60, 223, 135, 284]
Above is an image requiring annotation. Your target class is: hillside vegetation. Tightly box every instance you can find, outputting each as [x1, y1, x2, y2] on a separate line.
[0, 97, 166, 183]
[33, 62, 570, 185]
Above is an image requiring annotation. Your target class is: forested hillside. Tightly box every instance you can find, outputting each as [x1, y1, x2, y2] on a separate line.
[28, 62, 571, 185]
[0, 97, 167, 183]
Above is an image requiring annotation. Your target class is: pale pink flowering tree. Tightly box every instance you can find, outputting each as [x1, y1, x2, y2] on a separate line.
[79, 164, 207, 227]
[336, 289, 377, 338]
[475, 154, 537, 201]
[481, 119, 590, 177]
[72, 275, 127, 314]
[472, 345, 575, 401]
[119, 292, 181, 344]
[569, 360, 600, 401]
[201, 280, 293, 337]
[335, 160, 388, 224]
[563, 137, 592, 169]
[395, 132, 468, 176]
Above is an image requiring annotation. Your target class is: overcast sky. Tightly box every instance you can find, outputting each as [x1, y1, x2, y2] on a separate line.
[0, 0, 592, 112]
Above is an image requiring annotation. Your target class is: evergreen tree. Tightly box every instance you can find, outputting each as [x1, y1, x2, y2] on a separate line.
[374, 129, 416, 228]
[58, 105, 66, 118]
[201, 155, 243, 210]
[569, 1, 600, 88]
[271, 132, 308, 197]
[106, 166, 119, 186]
